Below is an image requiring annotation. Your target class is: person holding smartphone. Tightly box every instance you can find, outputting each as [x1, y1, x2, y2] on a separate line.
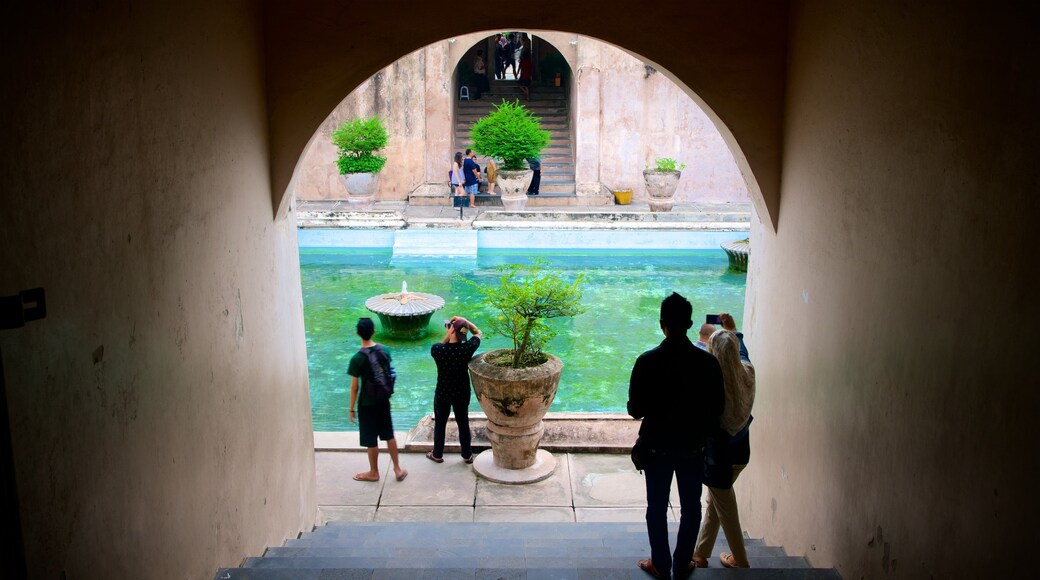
[427, 316, 482, 464]
[692, 312, 755, 569]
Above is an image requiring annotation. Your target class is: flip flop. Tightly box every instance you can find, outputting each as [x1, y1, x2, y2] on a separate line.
[463, 455, 474, 464]
[395, 469, 408, 482]
[637, 558, 665, 579]
[426, 451, 444, 463]
[353, 472, 379, 482]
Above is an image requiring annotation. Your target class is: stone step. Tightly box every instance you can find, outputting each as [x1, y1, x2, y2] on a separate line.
[216, 523, 837, 580]
[218, 568, 840, 579]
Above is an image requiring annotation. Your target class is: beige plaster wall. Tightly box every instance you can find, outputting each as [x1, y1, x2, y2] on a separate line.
[294, 32, 747, 205]
[265, 2, 787, 227]
[741, 2, 1037, 578]
[0, 2, 317, 578]
[295, 47, 443, 202]
[573, 37, 749, 203]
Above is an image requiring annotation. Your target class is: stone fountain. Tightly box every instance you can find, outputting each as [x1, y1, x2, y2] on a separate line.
[364, 281, 445, 339]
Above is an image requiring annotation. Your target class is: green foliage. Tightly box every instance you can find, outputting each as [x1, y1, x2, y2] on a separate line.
[331, 117, 389, 174]
[654, 157, 687, 172]
[460, 260, 586, 368]
[470, 100, 551, 170]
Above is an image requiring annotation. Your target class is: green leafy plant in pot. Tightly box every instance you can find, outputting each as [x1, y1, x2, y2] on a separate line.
[642, 156, 686, 212]
[332, 116, 388, 209]
[470, 100, 550, 210]
[460, 261, 585, 482]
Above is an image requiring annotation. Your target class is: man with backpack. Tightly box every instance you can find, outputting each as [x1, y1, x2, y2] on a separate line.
[348, 317, 408, 483]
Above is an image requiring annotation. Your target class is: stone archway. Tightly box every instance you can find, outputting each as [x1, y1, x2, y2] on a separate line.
[263, 4, 787, 230]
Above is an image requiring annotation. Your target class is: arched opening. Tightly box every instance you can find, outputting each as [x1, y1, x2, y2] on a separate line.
[270, 23, 782, 230]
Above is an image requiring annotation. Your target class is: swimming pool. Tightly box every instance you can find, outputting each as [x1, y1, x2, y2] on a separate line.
[300, 243, 747, 432]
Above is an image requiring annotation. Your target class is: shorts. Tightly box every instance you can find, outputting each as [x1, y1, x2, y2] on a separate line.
[357, 400, 395, 447]
[464, 183, 478, 194]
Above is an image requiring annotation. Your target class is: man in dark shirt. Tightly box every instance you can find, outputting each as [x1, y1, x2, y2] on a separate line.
[628, 293, 725, 579]
[428, 316, 482, 463]
[348, 317, 407, 483]
[462, 149, 480, 208]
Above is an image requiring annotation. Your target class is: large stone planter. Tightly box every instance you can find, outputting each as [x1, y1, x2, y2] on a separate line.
[642, 169, 681, 212]
[496, 168, 533, 211]
[468, 349, 562, 483]
[338, 172, 379, 210]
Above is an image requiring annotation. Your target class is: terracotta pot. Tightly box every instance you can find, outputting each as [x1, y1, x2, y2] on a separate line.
[468, 349, 562, 469]
[642, 169, 681, 212]
[496, 168, 532, 211]
[338, 172, 379, 210]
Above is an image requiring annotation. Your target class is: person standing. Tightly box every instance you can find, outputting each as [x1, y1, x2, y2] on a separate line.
[526, 157, 541, 195]
[494, 34, 507, 80]
[517, 39, 532, 100]
[692, 312, 756, 569]
[348, 317, 408, 483]
[695, 322, 715, 351]
[450, 151, 465, 199]
[463, 148, 480, 208]
[427, 316, 482, 463]
[506, 33, 520, 79]
[628, 293, 724, 580]
[473, 49, 488, 99]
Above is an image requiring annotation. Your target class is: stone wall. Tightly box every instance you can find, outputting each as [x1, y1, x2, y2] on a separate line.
[293, 33, 748, 205]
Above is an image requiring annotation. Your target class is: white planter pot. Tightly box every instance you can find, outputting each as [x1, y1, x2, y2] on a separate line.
[642, 169, 681, 212]
[496, 169, 533, 211]
[338, 172, 379, 210]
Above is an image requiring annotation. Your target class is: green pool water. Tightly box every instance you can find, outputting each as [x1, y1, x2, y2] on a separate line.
[301, 249, 746, 432]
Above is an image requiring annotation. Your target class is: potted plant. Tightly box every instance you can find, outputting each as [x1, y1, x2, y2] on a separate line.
[642, 157, 686, 212]
[462, 261, 585, 483]
[470, 100, 550, 210]
[332, 116, 388, 210]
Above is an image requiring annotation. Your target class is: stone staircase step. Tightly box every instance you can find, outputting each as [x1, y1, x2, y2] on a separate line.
[218, 570, 840, 579]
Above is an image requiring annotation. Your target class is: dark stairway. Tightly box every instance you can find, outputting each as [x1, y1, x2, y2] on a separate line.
[215, 521, 841, 579]
[455, 80, 578, 204]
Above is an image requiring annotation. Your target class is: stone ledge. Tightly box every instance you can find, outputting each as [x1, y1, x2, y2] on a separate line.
[314, 413, 639, 453]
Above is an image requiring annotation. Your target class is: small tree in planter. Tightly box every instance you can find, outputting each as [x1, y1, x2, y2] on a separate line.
[470, 100, 550, 209]
[460, 261, 586, 483]
[332, 116, 388, 209]
[642, 156, 687, 212]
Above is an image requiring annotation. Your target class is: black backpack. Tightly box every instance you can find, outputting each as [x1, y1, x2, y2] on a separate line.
[360, 344, 395, 401]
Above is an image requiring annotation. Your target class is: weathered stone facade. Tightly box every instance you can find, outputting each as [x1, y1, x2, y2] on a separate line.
[294, 33, 749, 205]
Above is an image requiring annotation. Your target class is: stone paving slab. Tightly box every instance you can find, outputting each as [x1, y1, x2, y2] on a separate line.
[567, 454, 647, 508]
[319, 506, 377, 523]
[377, 454, 476, 507]
[315, 452, 389, 506]
[475, 450, 572, 507]
[574, 507, 675, 523]
[474, 506, 576, 523]
[373, 506, 474, 522]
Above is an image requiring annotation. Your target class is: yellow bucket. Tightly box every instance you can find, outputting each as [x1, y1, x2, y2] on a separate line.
[613, 189, 632, 205]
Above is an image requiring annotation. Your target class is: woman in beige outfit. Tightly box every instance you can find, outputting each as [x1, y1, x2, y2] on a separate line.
[692, 313, 756, 569]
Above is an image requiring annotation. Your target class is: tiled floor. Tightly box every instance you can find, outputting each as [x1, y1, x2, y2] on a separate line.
[317, 451, 702, 524]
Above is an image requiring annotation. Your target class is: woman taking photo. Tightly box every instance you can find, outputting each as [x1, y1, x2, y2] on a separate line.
[427, 316, 482, 464]
[692, 312, 756, 569]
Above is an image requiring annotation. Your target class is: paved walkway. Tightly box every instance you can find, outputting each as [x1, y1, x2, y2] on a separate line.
[316, 449, 699, 525]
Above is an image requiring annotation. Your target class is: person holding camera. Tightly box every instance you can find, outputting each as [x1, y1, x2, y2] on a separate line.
[692, 312, 756, 569]
[427, 316, 482, 464]
[628, 293, 725, 580]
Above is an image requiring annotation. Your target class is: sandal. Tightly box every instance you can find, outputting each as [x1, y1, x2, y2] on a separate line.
[463, 454, 474, 464]
[637, 558, 665, 579]
[720, 552, 749, 568]
[425, 451, 443, 463]
[692, 554, 708, 568]
[352, 472, 379, 482]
